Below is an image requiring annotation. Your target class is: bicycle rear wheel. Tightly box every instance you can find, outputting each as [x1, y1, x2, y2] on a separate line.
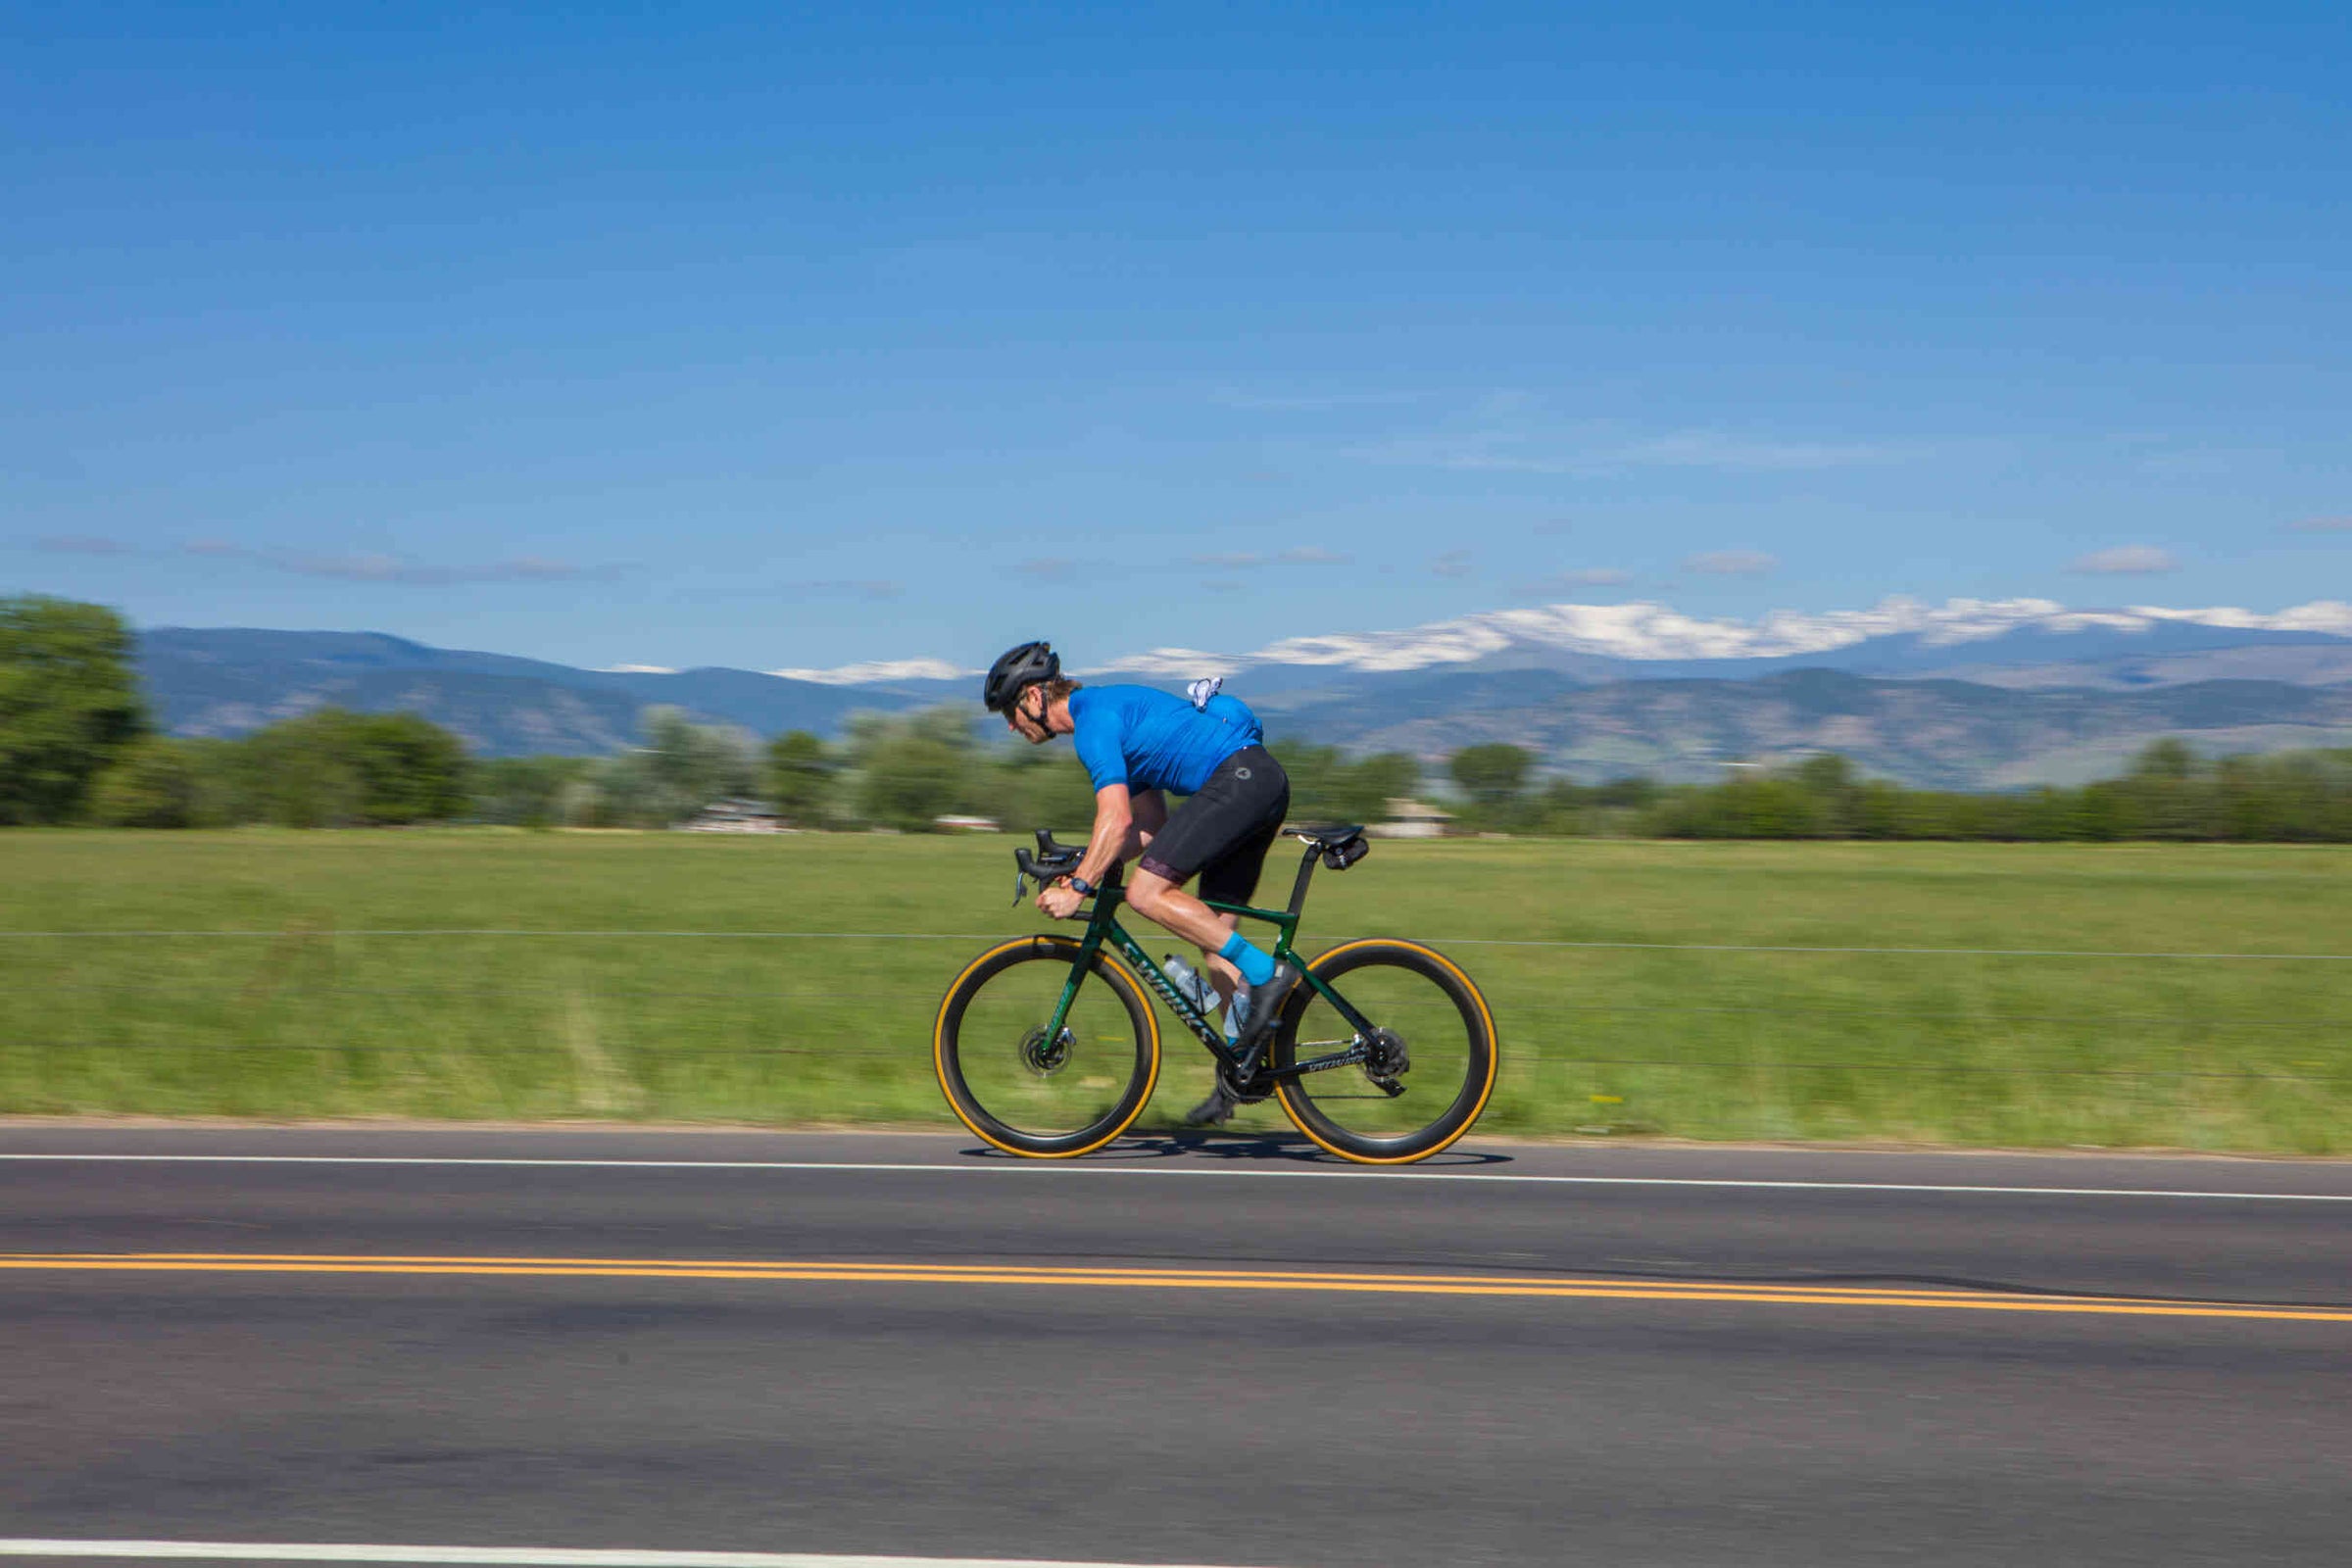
[1271, 939, 1497, 1163]
[934, 935, 1161, 1157]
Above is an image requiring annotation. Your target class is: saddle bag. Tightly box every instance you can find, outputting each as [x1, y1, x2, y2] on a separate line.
[1322, 837, 1370, 871]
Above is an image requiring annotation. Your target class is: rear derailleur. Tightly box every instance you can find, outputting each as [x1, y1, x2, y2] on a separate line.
[1363, 1028, 1410, 1098]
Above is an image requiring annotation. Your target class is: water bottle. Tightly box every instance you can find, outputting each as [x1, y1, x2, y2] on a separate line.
[1161, 955, 1218, 1017]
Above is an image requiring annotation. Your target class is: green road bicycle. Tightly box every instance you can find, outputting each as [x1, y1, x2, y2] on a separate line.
[933, 825, 1498, 1164]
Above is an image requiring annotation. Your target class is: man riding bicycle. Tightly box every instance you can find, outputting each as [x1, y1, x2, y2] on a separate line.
[984, 640, 1299, 1126]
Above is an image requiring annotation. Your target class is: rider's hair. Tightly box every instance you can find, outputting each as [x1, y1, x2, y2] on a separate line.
[1037, 677, 1082, 703]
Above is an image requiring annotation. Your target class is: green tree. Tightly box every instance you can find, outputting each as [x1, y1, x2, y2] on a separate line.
[470, 756, 596, 828]
[222, 708, 469, 826]
[173, 737, 261, 826]
[0, 596, 147, 824]
[1448, 744, 1533, 821]
[644, 708, 759, 813]
[1532, 778, 1592, 836]
[1272, 741, 1346, 820]
[585, 708, 760, 826]
[1335, 752, 1421, 823]
[343, 711, 469, 822]
[983, 742, 1100, 837]
[85, 736, 199, 827]
[842, 707, 976, 831]
[2132, 737, 2198, 782]
[764, 730, 836, 826]
[241, 711, 368, 826]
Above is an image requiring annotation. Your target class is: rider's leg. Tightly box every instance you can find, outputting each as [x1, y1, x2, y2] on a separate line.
[1200, 910, 1243, 1003]
[1125, 868, 1240, 955]
[1132, 748, 1295, 1040]
[1129, 869, 1278, 1020]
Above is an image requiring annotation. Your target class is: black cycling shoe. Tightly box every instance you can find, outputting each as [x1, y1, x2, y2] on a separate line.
[1183, 1080, 1242, 1127]
[1231, 961, 1300, 1050]
[1184, 1050, 1274, 1126]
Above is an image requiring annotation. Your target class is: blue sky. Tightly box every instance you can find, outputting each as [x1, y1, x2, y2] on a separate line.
[6, 2, 2347, 672]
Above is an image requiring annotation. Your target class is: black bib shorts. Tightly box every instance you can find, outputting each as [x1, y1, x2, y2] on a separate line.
[1136, 746, 1293, 906]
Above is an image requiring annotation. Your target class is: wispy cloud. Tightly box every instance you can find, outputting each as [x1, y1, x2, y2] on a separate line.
[2069, 545, 2178, 575]
[35, 535, 135, 555]
[1517, 567, 1633, 597]
[1358, 423, 1920, 476]
[1684, 550, 1778, 577]
[1186, 546, 1351, 570]
[2286, 515, 2352, 534]
[180, 540, 620, 585]
[1431, 549, 1474, 578]
[787, 578, 903, 601]
[291, 553, 589, 585]
[1212, 389, 1425, 413]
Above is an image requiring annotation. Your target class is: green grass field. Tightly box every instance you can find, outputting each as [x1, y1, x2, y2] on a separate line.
[3, 829, 2348, 1152]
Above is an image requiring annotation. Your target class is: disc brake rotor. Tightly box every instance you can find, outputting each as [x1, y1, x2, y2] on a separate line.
[1019, 1024, 1075, 1077]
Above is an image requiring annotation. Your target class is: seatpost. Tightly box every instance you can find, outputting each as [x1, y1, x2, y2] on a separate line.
[1284, 842, 1319, 917]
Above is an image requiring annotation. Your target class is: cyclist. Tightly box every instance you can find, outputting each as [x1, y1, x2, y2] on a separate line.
[984, 640, 1298, 1125]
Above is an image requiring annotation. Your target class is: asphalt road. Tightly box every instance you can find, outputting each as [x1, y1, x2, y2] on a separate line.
[2, 1126, 2349, 1567]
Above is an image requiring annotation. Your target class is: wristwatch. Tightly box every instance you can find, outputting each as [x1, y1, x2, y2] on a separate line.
[1065, 874, 1098, 897]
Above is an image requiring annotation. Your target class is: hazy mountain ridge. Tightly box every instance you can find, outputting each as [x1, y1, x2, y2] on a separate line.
[1257, 667, 2352, 788]
[140, 628, 889, 757]
[135, 624, 2352, 787]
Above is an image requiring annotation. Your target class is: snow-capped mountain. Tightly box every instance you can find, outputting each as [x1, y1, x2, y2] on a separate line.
[1090, 597, 2352, 681]
[750, 597, 2352, 689]
[136, 601, 2352, 783]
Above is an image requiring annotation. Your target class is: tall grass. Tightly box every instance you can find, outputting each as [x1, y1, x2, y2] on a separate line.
[2, 830, 2347, 1152]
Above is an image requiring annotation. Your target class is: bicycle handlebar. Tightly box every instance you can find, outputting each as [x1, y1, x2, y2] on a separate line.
[1012, 829, 1093, 911]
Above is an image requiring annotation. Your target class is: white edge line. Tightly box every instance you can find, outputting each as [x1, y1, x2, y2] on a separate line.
[0, 1543, 1255, 1567]
[0, 1153, 2346, 1201]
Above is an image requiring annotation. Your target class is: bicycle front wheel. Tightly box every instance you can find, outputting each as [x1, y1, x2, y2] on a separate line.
[934, 935, 1161, 1157]
[1271, 939, 1498, 1163]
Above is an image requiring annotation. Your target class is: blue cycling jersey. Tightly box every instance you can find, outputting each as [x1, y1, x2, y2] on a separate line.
[1067, 684, 1263, 796]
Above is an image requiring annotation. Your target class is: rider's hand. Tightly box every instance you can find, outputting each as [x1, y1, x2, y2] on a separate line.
[1038, 882, 1086, 920]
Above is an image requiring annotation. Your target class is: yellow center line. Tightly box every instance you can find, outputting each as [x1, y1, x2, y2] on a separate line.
[4, 1251, 2346, 1322]
[0, 1251, 2051, 1298]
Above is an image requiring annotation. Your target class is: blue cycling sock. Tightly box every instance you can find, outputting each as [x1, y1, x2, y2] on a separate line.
[1217, 931, 1278, 988]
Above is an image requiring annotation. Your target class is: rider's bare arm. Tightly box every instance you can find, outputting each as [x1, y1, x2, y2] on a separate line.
[1125, 789, 1166, 855]
[1072, 783, 1134, 889]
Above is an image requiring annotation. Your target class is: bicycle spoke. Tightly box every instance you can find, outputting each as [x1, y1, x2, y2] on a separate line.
[1278, 948, 1488, 1153]
[951, 956, 1148, 1141]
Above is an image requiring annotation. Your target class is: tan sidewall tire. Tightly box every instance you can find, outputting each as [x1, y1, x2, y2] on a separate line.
[1272, 939, 1499, 1164]
[934, 935, 1161, 1158]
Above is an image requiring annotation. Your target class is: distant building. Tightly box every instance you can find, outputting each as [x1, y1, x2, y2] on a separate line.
[1374, 798, 1454, 838]
[678, 798, 789, 833]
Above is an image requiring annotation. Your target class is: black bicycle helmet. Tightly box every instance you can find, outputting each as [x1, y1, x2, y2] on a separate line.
[983, 640, 1060, 712]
